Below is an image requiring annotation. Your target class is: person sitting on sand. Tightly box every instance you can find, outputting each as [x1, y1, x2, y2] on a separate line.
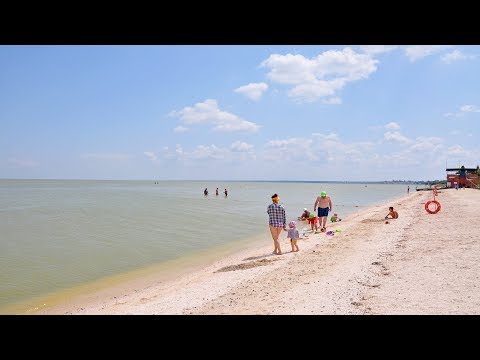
[330, 213, 341, 222]
[385, 206, 398, 219]
[285, 220, 302, 252]
[298, 208, 311, 221]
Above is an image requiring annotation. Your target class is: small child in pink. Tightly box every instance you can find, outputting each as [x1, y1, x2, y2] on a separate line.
[286, 220, 301, 252]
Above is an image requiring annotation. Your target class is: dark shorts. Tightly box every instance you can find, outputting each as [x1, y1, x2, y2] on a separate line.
[318, 207, 329, 217]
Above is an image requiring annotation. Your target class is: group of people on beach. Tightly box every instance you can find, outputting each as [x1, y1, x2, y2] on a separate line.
[204, 188, 228, 197]
[267, 191, 333, 255]
[267, 191, 399, 255]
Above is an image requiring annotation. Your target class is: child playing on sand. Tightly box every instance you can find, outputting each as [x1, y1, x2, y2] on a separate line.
[308, 213, 319, 232]
[298, 208, 310, 221]
[330, 213, 341, 222]
[385, 206, 399, 219]
[286, 220, 301, 252]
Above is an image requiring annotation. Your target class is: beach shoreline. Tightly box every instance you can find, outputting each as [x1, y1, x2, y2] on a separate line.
[33, 188, 480, 315]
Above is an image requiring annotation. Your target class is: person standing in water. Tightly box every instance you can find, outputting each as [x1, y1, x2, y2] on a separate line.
[216, 188, 219, 196]
[224, 188, 228, 197]
[204, 188, 208, 196]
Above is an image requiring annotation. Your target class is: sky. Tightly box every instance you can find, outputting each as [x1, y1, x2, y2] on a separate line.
[1, 45, 479, 181]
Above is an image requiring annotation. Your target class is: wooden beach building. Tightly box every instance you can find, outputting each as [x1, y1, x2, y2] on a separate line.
[446, 166, 479, 188]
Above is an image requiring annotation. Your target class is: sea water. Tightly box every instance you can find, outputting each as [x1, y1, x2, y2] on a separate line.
[0, 179, 407, 312]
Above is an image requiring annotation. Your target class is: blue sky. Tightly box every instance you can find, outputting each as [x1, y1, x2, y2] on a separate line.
[1, 45, 479, 181]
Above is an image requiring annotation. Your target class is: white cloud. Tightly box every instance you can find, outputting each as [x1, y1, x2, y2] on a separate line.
[190, 145, 228, 160]
[460, 105, 480, 113]
[143, 151, 158, 162]
[160, 142, 257, 164]
[403, 45, 452, 62]
[441, 50, 471, 64]
[231, 141, 254, 151]
[360, 45, 398, 55]
[383, 131, 411, 144]
[153, 128, 476, 181]
[173, 126, 189, 133]
[312, 133, 340, 141]
[444, 104, 480, 117]
[266, 138, 310, 147]
[288, 79, 345, 103]
[263, 134, 376, 165]
[175, 144, 184, 156]
[234, 82, 268, 101]
[264, 137, 317, 161]
[385, 122, 400, 130]
[408, 136, 443, 152]
[449, 130, 461, 135]
[260, 47, 378, 102]
[322, 97, 342, 105]
[80, 153, 133, 160]
[447, 145, 469, 156]
[7, 157, 40, 167]
[169, 99, 260, 133]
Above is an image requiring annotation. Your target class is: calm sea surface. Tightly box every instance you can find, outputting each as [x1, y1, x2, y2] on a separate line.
[0, 180, 408, 312]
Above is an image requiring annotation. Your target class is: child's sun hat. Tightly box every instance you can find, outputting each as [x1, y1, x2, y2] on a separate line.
[288, 220, 297, 228]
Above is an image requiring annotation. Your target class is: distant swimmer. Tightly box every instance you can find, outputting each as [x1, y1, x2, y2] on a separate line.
[224, 188, 228, 197]
[204, 188, 208, 196]
[216, 188, 219, 196]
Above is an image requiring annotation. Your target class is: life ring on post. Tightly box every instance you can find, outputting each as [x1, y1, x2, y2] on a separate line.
[425, 200, 441, 214]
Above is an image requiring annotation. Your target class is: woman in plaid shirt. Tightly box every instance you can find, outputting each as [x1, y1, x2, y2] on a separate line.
[267, 193, 287, 255]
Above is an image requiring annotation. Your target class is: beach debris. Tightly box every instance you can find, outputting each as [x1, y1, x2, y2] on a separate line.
[215, 258, 279, 273]
[356, 280, 380, 288]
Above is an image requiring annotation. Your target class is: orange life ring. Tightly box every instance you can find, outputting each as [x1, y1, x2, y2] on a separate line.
[425, 200, 441, 214]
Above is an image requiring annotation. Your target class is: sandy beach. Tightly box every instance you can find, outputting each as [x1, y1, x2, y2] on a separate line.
[35, 188, 480, 315]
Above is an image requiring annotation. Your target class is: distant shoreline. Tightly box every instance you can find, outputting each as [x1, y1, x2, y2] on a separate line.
[1, 178, 431, 184]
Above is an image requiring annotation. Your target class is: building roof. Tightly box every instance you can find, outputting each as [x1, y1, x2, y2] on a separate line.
[446, 168, 478, 172]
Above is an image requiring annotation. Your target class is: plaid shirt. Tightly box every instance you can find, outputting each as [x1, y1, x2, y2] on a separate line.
[267, 202, 286, 227]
